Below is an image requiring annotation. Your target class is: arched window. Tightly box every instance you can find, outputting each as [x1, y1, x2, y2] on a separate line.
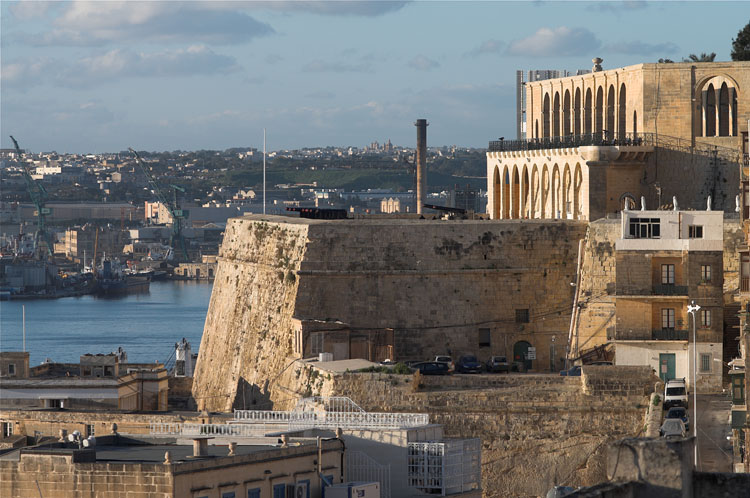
[492, 167, 501, 219]
[595, 87, 604, 135]
[543, 94, 551, 138]
[606, 85, 615, 139]
[512, 167, 520, 218]
[704, 84, 716, 136]
[618, 83, 627, 140]
[553, 92, 561, 137]
[719, 83, 730, 136]
[584, 88, 593, 135]
[502, 167, 510, 219]
[573, 88, 581, 135]
[563, 90, 571, 136]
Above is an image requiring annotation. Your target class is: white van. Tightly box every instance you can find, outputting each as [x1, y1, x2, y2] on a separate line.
[663, 378, 688, 409]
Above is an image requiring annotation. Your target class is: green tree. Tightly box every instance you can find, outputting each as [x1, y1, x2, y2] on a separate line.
[657, 58, 674, 63]
[731, 20, 750, 61]
[683, 52, 716, 62]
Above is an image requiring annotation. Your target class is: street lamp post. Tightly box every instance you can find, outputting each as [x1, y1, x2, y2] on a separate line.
[687, 300, 701, 470]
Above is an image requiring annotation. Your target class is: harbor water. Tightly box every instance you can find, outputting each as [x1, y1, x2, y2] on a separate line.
[0, 281, 213, 367]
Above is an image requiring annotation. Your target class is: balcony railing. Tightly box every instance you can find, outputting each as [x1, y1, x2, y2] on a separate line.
[488, 132, 655, 152]
[652, 284, 689, 296]
[652, 329, 689, 341]
[610, 328, 688, 341]
[741, 277, 750, 293]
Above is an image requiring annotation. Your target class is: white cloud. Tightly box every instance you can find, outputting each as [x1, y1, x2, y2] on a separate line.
[249, 1, 408, 17]
[13, 1, 274, 46]
[408, 55, 440, 71]
[507, 26, 601, 57]
[2, 46, 239, 88]
[8, 0, 56, 20]
[466, 39, 505, 57]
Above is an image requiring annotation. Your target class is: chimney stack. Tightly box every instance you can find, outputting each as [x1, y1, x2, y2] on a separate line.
[415, 119, 428, 214]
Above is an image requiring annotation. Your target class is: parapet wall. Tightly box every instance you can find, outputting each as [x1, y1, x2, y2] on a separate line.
[193, 216, 587, 412]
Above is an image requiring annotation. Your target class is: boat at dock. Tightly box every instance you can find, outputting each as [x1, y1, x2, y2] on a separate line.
[93, 260, 150, 296]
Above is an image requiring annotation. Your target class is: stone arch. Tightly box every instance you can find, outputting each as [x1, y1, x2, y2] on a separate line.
[705, 83, 716, 137]
[513, 340, 533, 371]
[595, 86, 604, 135]
[619, 192, 637, 211]
[606, 85, 615, 139]
[543, 93, 551, 138]
[552, 165, 561, 218]
[502, 166, 510, 219]
[563, 164, 572, 219]
[492, 166, 501, 219]
[553, 92, 561, 137]
[531, 165, 540, 218]
[584, 88, 593, 134]
[512, 166, 521, 219]
[573, 88, 581, 135]
[522, 166, 530, 218]
[573, 163, 583, 220]
[563, 90, 571, 136]
[541, 165, 550, 219]
[618, 83, 627, 140]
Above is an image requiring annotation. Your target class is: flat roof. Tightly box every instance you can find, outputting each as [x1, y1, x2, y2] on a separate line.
[235, 214, 584, 227]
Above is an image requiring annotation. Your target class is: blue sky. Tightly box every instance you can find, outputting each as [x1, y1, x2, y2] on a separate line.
[1, 1, 743, 153]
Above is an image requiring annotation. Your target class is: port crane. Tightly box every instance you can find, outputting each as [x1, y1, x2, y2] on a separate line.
[9, 136, 53, 260]
[129, 148, 189, 261]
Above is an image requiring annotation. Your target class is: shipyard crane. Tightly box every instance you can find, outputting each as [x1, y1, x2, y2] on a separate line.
[9, 136, 53, 260]
[129, 148, 189, 262]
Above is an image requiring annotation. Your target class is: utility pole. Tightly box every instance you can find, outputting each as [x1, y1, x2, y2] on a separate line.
[687, 300, 701, 469]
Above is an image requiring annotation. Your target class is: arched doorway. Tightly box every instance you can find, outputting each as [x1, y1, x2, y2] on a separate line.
[595, 87, 604, 136]
[606, 85, 615, 139]
[563, 90, 571, 136]
[513, 340, 533, 371]
[543, 94, 551, 138]
[553, 92, 561, 137]
[618, 83, 627, 140]
[573, 88, 581, 136]
[584, 88, 593, 134]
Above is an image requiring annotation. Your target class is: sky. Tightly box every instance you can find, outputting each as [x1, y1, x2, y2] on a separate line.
[0, 1, 744, 153]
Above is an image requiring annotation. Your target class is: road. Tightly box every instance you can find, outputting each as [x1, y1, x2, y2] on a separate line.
[694, 393, 733, 472]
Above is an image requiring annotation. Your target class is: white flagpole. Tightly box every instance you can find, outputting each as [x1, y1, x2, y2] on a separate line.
[263, 128, 266, 215]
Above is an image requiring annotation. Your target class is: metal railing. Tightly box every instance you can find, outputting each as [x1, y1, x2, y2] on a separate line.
[741, 277, 750, 293]
[233, 397, 429, 432]
[652, 284, 689, 296]
[288, 411, 430, 431]
[233, 410, 293, 423]
[347, 451, 391, 498]
[407, 439, 481, 496]
[150, 422, 267, 438]
[488, 132, 654, 152]
[652, 329, 689, 341]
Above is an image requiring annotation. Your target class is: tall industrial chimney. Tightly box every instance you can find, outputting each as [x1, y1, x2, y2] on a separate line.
[415, 119, 428, 214]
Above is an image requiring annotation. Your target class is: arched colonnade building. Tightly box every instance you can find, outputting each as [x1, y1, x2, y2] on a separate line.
[487, 61, 749, 221]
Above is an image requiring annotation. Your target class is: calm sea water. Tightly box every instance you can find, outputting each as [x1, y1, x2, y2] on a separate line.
[0, 281, 213, 367]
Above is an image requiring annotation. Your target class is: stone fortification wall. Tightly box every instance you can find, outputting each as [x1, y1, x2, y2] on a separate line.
[574, 219, 619, 356]
[193, 216, 588, 412]
[283, 364, 655, 497]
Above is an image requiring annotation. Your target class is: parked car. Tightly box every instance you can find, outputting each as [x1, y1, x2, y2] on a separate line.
[664, 407, 690, 431]
[663, 378, 688, 409]
[659, 418, 687, 438]
[486, 356, 510, 373]
[434, 355, 455, 372]
[411, 361, 451, 376]
[560, 365, 582, 377]
[456, 355, 482, 374]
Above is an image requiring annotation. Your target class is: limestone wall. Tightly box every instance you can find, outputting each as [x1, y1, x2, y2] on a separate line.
[279, 365, 656, 498]
[193, 217, 588, 411]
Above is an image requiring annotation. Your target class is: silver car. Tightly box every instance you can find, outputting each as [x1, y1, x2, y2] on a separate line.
[659, 418, 686, 438]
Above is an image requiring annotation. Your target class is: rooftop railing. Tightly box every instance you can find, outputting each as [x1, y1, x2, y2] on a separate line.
[488, 132, 654, 152]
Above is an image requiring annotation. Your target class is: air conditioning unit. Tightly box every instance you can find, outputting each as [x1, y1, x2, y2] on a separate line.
[324, 482, 380, 498]
[287, 482, 308, 498]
